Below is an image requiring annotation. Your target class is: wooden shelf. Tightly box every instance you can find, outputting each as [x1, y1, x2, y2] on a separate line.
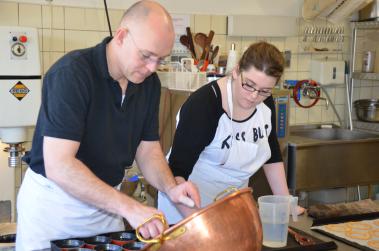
[352, 20, 379, 29]
[352, 72, 379, 81]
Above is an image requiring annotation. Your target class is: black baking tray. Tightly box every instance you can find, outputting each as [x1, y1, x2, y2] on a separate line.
[262, 227, 337, 251]
[311, 212, 379, 251]
[0, 234, 16, 243]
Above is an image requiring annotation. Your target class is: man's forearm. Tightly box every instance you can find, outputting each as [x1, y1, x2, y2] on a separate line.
[135, 141, 177, 194]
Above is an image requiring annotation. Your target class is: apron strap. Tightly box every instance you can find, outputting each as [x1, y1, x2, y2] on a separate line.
[227, 77, 233, 121]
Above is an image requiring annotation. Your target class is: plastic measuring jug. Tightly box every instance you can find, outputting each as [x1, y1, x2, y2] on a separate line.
[257, 195, 298, 248]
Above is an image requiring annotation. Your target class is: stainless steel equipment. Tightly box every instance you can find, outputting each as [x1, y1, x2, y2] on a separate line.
[354, 99, 379, 122]
[0, 26, 41, 167]
[286, 124, 379, 192]
[349, 20, 379, 130]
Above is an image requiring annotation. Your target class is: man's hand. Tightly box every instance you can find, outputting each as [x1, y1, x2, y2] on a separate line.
[124, 200, 167, 240]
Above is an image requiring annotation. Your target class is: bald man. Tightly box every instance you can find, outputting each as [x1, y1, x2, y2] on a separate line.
[16, 1, 200, 250]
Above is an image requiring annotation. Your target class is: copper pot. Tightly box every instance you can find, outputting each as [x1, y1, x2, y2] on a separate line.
[138, 187, 262, 251]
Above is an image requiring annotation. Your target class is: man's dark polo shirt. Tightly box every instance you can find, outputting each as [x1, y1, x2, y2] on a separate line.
[23, 37, 161, 186]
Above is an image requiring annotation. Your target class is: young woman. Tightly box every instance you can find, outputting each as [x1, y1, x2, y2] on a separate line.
[158, 41, 304, 224]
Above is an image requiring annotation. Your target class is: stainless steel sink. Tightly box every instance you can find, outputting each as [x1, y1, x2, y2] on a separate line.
[285, 125, 379, 193]
[290, 127, 379, 141]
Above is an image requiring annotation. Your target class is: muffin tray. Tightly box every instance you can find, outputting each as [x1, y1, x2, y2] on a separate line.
[51, 230, 146, 251]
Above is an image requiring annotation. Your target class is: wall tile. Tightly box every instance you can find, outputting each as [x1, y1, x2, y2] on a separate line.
[84, 8, 107, 31]
[65, 7, 85, 30]
[309, 106, 322, 124]
[321, 106, 335, 123]
[189, 15, 195, 32]
[361, 80, 372, 87]
[297, 54, 311, 72]
[42, 51, 64, 74]
[226, 36, 242, 55]
[322, 87, 336, 104]
[65, 30, 107, 53]
[373, 86, 379, 98]
[109, 9, 124, 31]
[289, 107, 296, 125]
[19, 4, 42, 28]
[284, 36, 298, 53]
[241, 37, 257, 52]
[269, 37, 285, 52]
[0, 2, 18, 26]
[297, 71, 309, 80]
[283, 71, 298, 81]
[286, 54, 298, 72]
[212, 34, 226, 55]
[37, 28, 43, 54]
[360, 87, 373, 99]
[42, 29, 64, 52]
[335, 104, 345, 124]
[353, 86, 361, 101]
[42, 5, 64, 29]
[295, 107, 309, 124]
[64, 30, 86, 52]
[335, 86, 347, 105]
[211, 15, 227, 35]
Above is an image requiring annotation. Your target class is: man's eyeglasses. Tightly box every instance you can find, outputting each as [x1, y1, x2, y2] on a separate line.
[240, 73, 272, 97]
[126, 29, 166, 65]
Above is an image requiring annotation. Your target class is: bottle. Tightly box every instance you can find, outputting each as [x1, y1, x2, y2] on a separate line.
[362, 51, 375, 73]
[226, 43, 239, 74]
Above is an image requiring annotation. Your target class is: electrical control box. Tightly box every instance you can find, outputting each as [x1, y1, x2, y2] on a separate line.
[310, 60, 345, 85]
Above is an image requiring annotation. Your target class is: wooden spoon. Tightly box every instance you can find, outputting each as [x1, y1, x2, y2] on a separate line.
[194, 33, 207, 60]
[180, 35, 196, 59]
[210, 45, 219, 64]
[202, 30, 215, 60]
[186, 27, 196, 59]
[194, 33, 207, 48]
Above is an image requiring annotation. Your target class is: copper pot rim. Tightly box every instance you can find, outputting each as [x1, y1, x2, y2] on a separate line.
[174, 187, 252, 225]
[145, 187, 254, 247]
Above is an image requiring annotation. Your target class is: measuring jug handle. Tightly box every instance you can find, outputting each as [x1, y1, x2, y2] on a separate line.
[290, 196, 299, 222]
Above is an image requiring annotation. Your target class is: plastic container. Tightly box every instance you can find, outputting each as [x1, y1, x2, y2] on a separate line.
[258, 195, 298, 248]
[362, 51, 376, 73]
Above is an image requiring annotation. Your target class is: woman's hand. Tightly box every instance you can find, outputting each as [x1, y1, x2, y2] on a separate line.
[166, 178, 200, 208]
[296, 205, 305, 215]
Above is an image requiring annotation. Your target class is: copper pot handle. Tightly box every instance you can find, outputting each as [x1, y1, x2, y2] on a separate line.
[214, 186, 238, 202]
[136, 213, 168, 244]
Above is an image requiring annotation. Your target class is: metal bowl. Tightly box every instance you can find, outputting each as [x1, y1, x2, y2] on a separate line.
[354, 99, 379, 122]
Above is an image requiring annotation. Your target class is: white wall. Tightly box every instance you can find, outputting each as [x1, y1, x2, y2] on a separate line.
[3, 0, 304, 16]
